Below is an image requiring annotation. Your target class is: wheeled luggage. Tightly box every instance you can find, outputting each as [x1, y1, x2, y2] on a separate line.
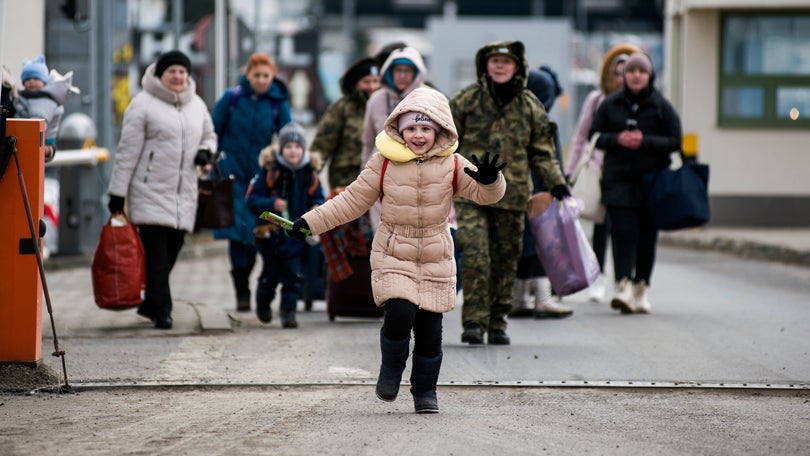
[326, 255, 383, 321]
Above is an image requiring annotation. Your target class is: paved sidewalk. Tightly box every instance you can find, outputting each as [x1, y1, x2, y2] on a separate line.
[659, 227, 810, 267]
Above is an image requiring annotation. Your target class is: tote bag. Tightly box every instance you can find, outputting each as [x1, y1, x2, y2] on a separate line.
[91, 213, 146, 310]
[643, 157, 710, 231]
[527, 195, 600, 296]
[570, 133, 605, 223]
[195, 160, 235, 230]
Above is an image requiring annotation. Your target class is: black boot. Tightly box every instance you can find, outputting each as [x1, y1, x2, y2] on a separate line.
[281, 310, 298, 328]
[461, 322, 484, 344]
[231, 268, 251, 312]
[410, 352, 442, 413]
[255, 277, 272, 323]
[375, 330, 410, 402]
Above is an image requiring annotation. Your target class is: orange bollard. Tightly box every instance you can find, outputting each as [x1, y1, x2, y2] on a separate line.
[0, 118, 45, 365]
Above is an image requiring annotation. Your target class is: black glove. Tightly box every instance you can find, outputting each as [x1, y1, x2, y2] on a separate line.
[194, 149, 213, 167]
[108, 194, 125, 213]
[550, 184, 571, 201]
[288, 218, 311, 241]
[464, 152, 507, 185]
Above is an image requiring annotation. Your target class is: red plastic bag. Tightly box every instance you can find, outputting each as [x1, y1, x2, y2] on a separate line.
[91, 213, 146, 310]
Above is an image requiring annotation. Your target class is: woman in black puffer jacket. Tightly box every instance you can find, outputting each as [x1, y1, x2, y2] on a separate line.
[590, 52, 682, 315]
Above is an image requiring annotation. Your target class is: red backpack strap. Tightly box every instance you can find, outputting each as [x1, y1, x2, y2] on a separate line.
[265, 168, 280, 188]
[379, 157, 389, 202]
[308, 171, 320, 196]
[452, 155, 458, 194]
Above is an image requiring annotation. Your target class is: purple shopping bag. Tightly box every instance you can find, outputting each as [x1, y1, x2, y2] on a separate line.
[528, 195, 600, 296]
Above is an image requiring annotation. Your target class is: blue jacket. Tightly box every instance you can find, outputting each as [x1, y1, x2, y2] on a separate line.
[246, 154, 325, 258]
[211, 75, 292, 244]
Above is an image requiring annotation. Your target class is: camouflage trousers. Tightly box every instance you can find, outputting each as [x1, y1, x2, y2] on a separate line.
[455, 203, 525, 332]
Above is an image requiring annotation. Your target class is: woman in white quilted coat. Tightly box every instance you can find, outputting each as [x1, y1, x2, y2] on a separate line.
[288, 87, 506, 413]
[107, 50, 217, 329]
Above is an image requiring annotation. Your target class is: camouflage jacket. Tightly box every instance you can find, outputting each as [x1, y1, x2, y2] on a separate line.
[309, 88, 370, 189]
[450, 40, 565, 211]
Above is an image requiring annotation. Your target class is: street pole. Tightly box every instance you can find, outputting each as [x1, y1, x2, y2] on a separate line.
[173, 0, 182, 49]
[215, 0, 226, 96]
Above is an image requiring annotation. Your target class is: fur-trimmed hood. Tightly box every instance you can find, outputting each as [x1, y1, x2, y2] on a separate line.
[599, 43, 642, 94]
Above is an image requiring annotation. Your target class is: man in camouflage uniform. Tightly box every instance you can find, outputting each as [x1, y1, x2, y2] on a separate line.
[450, 40, 571, 345]
[310, 57, 380, 189]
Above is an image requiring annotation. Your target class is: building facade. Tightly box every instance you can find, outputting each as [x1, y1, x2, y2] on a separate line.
[665, 0, 810, 226]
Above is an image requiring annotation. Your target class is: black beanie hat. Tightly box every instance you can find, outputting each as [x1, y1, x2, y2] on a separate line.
[340, 57, 379, 94]
[155, 50, 191, 77]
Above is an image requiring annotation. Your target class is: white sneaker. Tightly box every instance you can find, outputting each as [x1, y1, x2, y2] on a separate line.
[610, 278, 635, 314]
[633, 281, 651, 314]
[588, 274, 607, 302]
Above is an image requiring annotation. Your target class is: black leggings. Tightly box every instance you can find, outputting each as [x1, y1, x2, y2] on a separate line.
[607, 205, 658, 285]
[592, 214, 611, 273]
[382, 299, 443, 357]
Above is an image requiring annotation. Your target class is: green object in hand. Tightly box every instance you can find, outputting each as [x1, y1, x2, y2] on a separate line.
[259, 211, 311, 236]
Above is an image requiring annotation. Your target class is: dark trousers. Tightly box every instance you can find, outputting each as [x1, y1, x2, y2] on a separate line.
[607, 205, 658, 285]
[138, 225, 185, 319]
[383, 299, 443, 358]
[228, 240, 257, 272]
[256, 247, 303, 312]
[592, 214, 611, 273]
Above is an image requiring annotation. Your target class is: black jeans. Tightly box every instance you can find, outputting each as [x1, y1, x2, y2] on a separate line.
[592, 213, 611, 273]
[382, 299, 443, 358]
[138, 225, 185, 319]
[255, 246, 303, 312]
[607, 205, 658, 285]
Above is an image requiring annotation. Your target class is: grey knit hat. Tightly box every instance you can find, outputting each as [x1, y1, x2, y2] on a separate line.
[278, 122, 307, 150]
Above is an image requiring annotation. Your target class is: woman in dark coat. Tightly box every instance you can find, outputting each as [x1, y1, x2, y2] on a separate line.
[590, 52, 682, 315]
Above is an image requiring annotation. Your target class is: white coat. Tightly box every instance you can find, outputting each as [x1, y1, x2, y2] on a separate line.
[108, 63, 217, 232]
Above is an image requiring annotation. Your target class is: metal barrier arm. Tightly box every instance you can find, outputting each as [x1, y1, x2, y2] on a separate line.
[45, 147, 109, 168]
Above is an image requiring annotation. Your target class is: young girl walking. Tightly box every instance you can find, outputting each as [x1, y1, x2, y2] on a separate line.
[286, 87, 506, 413]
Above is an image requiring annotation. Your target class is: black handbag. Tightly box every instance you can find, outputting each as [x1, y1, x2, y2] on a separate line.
[195, 159, 235, 230]
[643, 156, 710, 231]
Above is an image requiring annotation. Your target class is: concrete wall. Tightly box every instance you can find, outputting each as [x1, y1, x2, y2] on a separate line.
[425, 17, 574, 154]
[666, 1, 810, 226]
[1, 0, 45, 80]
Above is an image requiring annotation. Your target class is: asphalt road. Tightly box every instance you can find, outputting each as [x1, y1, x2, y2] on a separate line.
[2, 245, 809, 455]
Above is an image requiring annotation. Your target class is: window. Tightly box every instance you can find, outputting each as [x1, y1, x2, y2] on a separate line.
[719, 12, 810, 128]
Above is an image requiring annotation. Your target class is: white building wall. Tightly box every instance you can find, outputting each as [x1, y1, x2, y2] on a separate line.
[677, 9, 810, 196]
[0, 0, 45, 79]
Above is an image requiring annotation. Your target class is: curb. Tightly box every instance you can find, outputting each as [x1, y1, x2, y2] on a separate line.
[658, 233, 810, 268]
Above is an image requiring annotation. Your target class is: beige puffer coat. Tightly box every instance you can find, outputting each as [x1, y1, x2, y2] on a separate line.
[108, 63, 217, 232]
[303, 87, 506, 313]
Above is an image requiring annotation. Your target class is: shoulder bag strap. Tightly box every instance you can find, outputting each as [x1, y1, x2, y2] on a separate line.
[570, 132, 600, 185]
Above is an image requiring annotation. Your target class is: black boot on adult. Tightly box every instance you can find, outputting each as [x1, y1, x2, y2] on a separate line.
[231, 268, 251, 312]
[375, 330, 411, 402]
[410, 352, 443, 413]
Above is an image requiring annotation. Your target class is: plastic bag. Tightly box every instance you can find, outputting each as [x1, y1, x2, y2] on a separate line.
[527, 196, 600, 296]
[91, 213, 146, 310]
